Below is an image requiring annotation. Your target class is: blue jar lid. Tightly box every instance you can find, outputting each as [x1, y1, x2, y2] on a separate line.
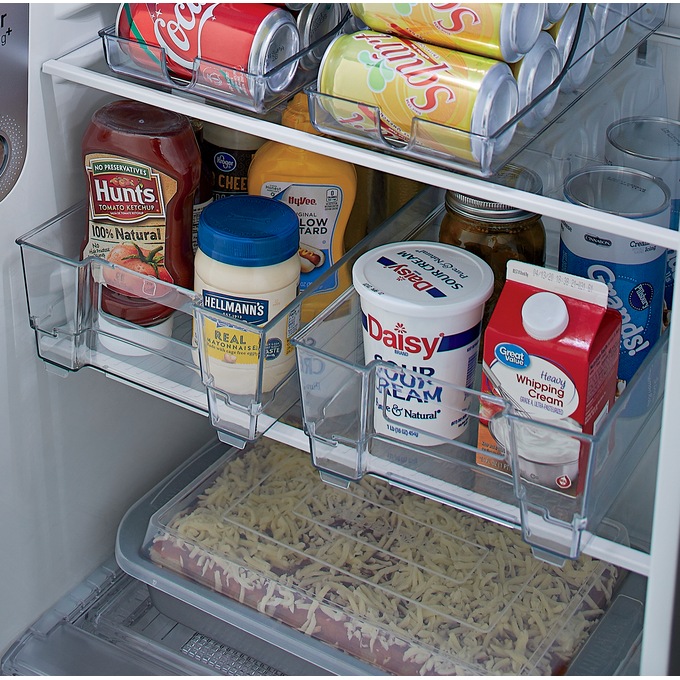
[197, 195, 299, 267]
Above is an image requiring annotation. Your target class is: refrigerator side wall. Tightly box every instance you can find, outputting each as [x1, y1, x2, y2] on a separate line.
[0, 4, 214, 655]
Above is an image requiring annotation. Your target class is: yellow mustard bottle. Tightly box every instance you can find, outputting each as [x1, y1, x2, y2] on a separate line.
[247, 93, 357, 323]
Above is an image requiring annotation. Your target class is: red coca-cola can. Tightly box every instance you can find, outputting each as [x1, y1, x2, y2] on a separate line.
[116, 3, 300, 94]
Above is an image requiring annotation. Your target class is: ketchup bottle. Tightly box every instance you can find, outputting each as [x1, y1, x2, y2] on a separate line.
[82, 100, 200, 327]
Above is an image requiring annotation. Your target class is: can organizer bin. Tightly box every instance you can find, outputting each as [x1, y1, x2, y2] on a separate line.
[292, 208, 668, 562]
[99, 7, 353, 114]
[306, 3, 666, 176]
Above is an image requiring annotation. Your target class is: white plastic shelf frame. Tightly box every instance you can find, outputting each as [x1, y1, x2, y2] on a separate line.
[292, 210, 668, 564]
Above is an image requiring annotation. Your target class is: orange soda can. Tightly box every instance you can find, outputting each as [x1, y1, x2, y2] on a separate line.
[317, 31, 519, 162]
[349, 3, 544, 62]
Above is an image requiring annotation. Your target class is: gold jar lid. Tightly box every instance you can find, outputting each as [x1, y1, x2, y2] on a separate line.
[445, 165, 543, 223]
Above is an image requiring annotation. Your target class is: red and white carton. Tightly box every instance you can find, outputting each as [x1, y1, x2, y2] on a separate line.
[477, 261, 621, 496]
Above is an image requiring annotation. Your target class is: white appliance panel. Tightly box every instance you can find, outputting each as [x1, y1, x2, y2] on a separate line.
[0, 3, 214, 654]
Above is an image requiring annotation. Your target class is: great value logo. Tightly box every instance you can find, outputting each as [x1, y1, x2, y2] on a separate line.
[494, 342, 530, 369]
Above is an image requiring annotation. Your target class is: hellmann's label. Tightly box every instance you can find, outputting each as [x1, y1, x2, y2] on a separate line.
[352, 242, 494, 447]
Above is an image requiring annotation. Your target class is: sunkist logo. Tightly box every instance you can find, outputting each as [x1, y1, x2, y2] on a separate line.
[364, 314, 443, 360]
[353, 32, 456, 114]
[149, 3, 218, 71]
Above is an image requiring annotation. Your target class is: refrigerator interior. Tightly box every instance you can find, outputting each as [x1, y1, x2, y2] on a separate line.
[2, 2, 680, 675]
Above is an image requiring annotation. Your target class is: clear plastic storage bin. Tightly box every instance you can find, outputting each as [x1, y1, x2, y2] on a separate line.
[99, 8, 354, 114]
[16, 189, 443, 446]
[123, 437, 626, 676]
[306, 3, 666, 176]
[292, 209, 668, 562]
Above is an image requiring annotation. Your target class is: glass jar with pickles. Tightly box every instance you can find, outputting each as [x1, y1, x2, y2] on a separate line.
[439, 166, 546, 340]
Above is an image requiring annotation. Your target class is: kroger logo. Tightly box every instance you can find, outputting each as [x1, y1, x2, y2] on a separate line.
[214, 152, 237, 173]
[494, 343, 530, 369]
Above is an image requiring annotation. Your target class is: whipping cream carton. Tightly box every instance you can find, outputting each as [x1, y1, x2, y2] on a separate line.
[476, 261, 621, 495]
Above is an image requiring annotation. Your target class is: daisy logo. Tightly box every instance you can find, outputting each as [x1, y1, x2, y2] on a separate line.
[364, 313, 444, 360]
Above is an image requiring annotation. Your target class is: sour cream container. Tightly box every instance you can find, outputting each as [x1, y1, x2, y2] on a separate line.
[352, 242, 494, 446]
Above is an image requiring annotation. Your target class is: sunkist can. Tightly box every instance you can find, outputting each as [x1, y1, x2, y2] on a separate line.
[511, 31, 561, 129]
[542, 3, 569, 28]
[116, 3, 300, 95]
[317, 31, 519, 162]
[549, 3, 597, 92]
[349, 3, 545, 63]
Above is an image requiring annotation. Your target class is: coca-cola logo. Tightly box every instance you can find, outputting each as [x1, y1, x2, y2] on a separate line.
[151, 3, 218, 71]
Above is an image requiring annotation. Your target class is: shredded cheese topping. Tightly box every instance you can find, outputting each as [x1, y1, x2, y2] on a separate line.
[150, 440, 619, 676]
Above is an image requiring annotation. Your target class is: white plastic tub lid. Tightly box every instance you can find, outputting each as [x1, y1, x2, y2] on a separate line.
[352, 241, 494, 316]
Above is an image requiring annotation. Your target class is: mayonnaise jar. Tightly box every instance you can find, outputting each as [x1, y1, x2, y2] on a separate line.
[194, 195, 300, 395]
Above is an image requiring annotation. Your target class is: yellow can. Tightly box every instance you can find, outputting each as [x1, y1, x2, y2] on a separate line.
[349, 3, 544, 62]
[317, 31, 518, 162]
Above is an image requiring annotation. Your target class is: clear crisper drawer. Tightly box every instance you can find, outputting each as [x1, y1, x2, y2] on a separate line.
[16, 189, 443, 446]
[126, 437, 625, 676]
[292, 244, 667, 562]
[307, 3, 666, 176]
[99, 8, 354, 114]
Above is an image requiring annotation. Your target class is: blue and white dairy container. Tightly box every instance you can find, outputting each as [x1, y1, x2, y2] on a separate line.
[352, 242, 494, 446]
[560, 165, 670, 390]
